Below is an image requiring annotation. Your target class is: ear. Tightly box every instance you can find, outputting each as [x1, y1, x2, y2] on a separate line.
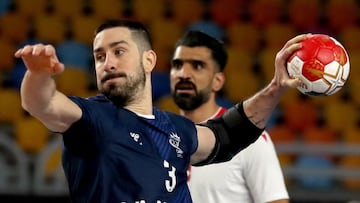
[143, 50, 157, 73]
[212, 72, 225, 92]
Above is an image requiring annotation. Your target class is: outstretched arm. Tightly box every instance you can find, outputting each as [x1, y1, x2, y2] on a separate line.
[15, 44, 82, 132]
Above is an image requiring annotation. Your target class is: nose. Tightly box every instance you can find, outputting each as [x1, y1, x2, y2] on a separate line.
[103, 54, 116, 71]
[177, 63, 193, 79]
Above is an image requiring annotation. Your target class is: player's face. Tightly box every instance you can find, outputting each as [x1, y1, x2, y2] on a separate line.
[170, 46, 220, 110]
[93, 27, 146, 106]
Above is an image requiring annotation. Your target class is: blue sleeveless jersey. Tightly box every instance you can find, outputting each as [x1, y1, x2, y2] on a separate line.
[62, 95, 198, 203]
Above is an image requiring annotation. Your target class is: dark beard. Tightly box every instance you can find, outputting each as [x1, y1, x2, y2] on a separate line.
[172, 92, 205, 111]
[100, 66, 146, 107]
[103, 84, 134, 107]
[172, 79, 211, 111]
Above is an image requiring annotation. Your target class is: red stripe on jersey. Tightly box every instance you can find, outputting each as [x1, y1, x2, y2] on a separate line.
[214, 107, 227, 118]
[261, 132, 268, 142]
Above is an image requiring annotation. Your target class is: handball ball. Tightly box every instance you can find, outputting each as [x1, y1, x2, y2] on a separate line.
[287, 34, 350, 96]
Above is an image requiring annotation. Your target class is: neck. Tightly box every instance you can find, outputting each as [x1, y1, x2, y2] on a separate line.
[124, 76, 153, 115]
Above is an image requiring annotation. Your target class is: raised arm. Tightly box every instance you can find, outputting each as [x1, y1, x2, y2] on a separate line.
[243, 34, 307, 129]
[191, 34, 309, 165]
[15, 44, 82, 132]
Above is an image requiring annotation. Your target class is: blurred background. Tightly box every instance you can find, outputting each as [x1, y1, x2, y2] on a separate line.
[0, 0, 359, 202]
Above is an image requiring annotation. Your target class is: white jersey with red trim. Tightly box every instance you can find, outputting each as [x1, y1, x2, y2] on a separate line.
[188, 107, 289, 203]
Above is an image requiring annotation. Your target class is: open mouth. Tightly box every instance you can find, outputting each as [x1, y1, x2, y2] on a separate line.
[175, 81, 196, 94]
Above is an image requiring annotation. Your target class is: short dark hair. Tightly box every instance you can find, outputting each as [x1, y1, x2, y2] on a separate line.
[94, 19, 153, 52]
[174, 30, 228, 71]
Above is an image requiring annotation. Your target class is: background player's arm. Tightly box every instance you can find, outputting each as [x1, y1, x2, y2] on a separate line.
[16, 44, 82, 133]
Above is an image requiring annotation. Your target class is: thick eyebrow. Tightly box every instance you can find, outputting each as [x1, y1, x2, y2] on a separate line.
[93, 40, 129, 53]
[171, 58, 182, 64]
[171, 58, 204, 65]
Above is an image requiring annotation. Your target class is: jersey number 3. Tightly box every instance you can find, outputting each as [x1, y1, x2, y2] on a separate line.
[163, 160, 176, 192]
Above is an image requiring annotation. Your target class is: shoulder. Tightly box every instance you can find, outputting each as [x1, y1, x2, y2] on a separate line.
[69, 94, 110, 104]
[155, 108, 198, 153]
[160, 109, 197, 135]
[233, 131, 277, 160]
[254, 130, 275, 147]
[68, 94, 117, 112]
[68, 94, 134, 123]
[158, 108, 195, 127]
[260, 130, 272, 142]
